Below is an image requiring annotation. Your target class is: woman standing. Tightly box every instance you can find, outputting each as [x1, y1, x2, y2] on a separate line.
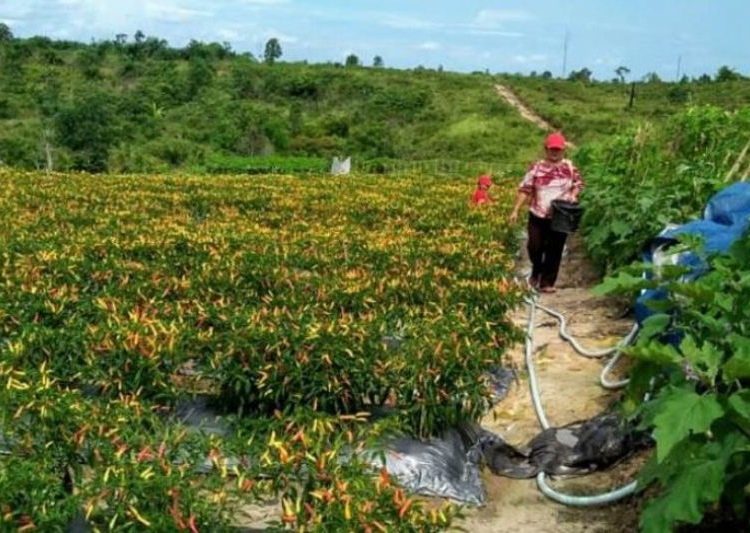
[509, 132, 583, 293]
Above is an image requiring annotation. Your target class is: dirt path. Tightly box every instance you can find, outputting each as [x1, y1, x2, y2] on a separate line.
[458, 88, 643, 532]
[455, 234, 645, 532]
[494, 84, 577, 148]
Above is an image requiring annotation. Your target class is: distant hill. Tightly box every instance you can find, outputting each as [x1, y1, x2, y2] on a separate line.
[1, 30, 749, 174]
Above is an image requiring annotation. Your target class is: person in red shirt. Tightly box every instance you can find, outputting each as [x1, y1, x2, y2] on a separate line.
[471, 174, 494, 204]
[508, 132, 583, 293]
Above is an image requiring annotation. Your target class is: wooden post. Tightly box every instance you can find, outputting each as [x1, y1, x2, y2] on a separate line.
[628, 82, 636, 109]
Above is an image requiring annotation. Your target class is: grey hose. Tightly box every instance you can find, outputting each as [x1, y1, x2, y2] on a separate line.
[529, 299, 638, 389]
[523, 292, 639, 505]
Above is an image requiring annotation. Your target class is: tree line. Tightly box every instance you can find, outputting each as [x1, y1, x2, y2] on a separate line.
[1, 23, 748, 174]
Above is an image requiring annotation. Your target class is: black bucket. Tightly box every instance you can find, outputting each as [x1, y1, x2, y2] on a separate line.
[551, 200, 584, 233]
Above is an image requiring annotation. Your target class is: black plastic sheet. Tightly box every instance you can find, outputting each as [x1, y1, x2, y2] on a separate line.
[363, 425, 487, 505]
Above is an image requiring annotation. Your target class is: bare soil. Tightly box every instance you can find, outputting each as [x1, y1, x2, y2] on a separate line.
[454, 233, 647, 532]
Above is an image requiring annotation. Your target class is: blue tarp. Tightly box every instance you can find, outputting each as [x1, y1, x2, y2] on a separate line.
[635, 182, 750, 326]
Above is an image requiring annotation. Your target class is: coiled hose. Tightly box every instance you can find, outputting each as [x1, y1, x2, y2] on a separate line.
[523, 291, 639, 505]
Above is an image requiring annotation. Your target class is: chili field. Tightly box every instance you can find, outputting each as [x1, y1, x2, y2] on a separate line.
[0, 169, 525, 531]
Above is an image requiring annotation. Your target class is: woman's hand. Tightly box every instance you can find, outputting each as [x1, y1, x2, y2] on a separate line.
[509, 210, 519, 224]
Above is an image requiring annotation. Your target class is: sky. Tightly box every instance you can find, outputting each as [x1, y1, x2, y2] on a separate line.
[2, 1, 748, 81]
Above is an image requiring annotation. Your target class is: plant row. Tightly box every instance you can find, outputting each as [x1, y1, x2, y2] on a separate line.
[0, 169, 522, 530]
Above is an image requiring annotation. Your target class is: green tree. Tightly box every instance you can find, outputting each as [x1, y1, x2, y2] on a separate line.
[185, 57, 215, 99]
[54, 90, 117, 172]
[568, 67, 592, 83]
[0, 122, 40, 168]
[230, 56, 261, 98]
[373, 55, 384, 68]
[141, 36, 169, 59]
[263, 38, 282, 65]
[76, 46, 105, 80]
[0, 41, 27, 81]
[35, 69, 62, 118]
[0, 22, 13, 43]
[345, 54, 359, 67]
[288, 102, 304, 136]
[615, 65, 630, 83]
[715, 65, 742, 82]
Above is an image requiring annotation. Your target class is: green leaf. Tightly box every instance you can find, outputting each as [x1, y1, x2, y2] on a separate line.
[628, 341, 682, 367]
[714, 291, 734, 313]
[679, 335, 721, 384]
[610, 219, 632, 238]
[723, 338, 750, 381]
[728, 390, 750, 425]
[738, 271, 750, 289]
[624, 361, 664, 415]
[652, 388, 724, 462]
[591, 269, 651, 296]
[636, 454, 666, 492]
[687, 310, 729, 337]
[639, 453, 726, 533]
[639, 313, 672, 341]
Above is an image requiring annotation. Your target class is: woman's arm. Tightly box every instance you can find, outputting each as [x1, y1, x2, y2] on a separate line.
[567, 160, 583, 201]
[509, 191, 529, 223]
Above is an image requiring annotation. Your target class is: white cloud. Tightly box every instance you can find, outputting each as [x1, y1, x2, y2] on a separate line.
[512, 54, 547, 64]
[1, 1, 33, 18]
[216, 28, 240, 41]
[380, 15, 441, 31]
[145, 2, 213, 23]
[468, 29, 524, 38]
[251, 29, 298, 45]
[594, 57, 623, 71]
[89, 2, 147, 32]
[242, 0, 290, 4]
[419, 41, 441, 51]
[474, 9, 532, 28]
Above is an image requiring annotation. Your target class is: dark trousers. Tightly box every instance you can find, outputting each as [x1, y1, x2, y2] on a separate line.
[527, 212, 568, 288]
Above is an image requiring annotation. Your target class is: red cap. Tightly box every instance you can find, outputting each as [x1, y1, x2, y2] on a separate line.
[477, 175, 492, 187]
[545, 132, 566, 149]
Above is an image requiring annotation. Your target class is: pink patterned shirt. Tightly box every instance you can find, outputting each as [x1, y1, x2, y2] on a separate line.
[518, 159, 583, 219]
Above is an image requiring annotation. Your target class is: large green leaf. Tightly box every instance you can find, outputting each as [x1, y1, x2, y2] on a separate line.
[723, 337, 750, 381]
[640, 453, 726, 533]
[652, 387, 724, 462]
[713, 291, 735, 313]
[628, 341, 681, 367]
[591, 268, 652, 296]
[639, 313, 672, 342]
[728, 390, 750, 426]
[679, 335, 721, 384]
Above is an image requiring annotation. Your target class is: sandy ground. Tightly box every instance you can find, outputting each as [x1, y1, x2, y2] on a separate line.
[454, 234, 647, 533]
